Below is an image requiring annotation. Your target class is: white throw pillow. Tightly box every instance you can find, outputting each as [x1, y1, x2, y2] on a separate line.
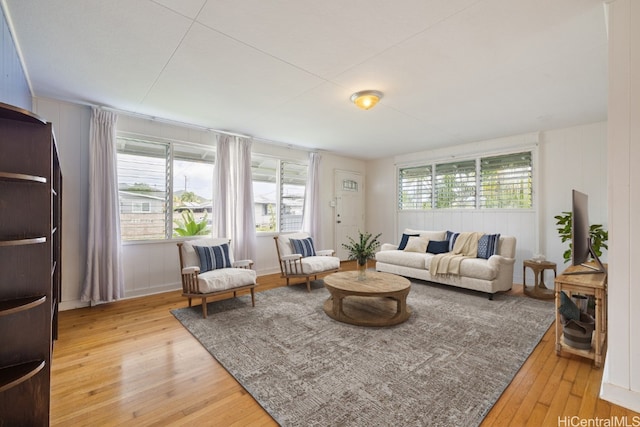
[403, 236, 429, 253]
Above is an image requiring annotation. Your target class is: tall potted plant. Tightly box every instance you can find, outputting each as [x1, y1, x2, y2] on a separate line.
[342, 231, 381, 280]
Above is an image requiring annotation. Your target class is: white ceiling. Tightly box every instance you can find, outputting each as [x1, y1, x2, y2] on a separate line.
[3, 0, 608, 159]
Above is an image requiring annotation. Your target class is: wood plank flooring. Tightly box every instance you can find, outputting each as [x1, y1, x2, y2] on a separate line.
[51, 261, 639, 426]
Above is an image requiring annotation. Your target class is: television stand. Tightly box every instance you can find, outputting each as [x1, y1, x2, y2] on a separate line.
[554, 264, 607, 367]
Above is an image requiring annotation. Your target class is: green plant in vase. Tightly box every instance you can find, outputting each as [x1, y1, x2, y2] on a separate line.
[342, 231, 381, 280]
[554, 211, 608, 264]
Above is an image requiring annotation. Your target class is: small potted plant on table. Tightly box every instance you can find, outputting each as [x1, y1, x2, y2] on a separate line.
[342, 231, 381, 281]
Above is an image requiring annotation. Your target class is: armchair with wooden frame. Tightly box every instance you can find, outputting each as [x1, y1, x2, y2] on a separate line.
[274, 232, 340, 292]
[177, 238, 257, 318]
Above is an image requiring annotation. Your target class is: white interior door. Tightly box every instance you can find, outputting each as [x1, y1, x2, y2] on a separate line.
[334, 170, 364, 260]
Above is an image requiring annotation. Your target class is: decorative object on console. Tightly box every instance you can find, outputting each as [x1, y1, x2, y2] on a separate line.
[341, 231, 381, 280]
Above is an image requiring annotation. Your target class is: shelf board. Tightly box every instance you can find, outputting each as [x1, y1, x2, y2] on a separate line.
[0, 237, 47, 247]
[0, 296, 46, 317]
[0, 171, 47, 184]
[0, 360, 46, 393]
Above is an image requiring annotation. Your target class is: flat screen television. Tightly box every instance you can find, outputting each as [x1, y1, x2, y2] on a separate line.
[566, 189, 606, 275]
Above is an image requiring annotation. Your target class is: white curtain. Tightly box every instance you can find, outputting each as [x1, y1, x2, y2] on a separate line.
[81, 108, 124, 304]
[302, 152, 321, 244]
[213, 134, 257, 261]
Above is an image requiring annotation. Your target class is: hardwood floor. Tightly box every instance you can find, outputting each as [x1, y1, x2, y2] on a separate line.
[51, 262, 639, 426]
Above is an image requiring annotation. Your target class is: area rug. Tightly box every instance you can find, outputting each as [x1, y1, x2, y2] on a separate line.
[171, 280, 554, 427]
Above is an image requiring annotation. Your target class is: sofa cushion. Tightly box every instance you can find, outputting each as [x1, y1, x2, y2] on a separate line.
[398, 233, 419, 250]
[194, 243, 233, 273]
[197, 267, 257, 293]
[477, 234, 500, 259]
[376, 250, 430, 270]
[291, 237, 316, 257]
[404, 236, 429, 253]
[405, 229, 446, 241]
[427, 240, 449, 254]
[456, 258, 498, 281]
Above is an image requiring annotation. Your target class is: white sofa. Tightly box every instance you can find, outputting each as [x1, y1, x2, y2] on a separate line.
[375, 229, 516, 299]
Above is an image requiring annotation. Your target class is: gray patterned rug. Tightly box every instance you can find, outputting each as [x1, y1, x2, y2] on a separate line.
[171, 279, 554, 427]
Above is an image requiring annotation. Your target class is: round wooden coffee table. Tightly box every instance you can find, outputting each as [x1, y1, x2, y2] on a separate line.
[323, 271, 411, 327]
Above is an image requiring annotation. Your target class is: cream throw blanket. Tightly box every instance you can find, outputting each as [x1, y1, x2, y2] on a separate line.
[430, 232, 484, 276]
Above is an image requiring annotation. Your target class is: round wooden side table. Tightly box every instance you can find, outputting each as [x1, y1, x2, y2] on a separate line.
[523, 259, 556, 300]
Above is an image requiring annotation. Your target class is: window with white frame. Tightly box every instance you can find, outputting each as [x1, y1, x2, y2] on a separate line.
[252, 154, 307, 233]
[116, 136, 215, 241]
[398, 151, 533, 210]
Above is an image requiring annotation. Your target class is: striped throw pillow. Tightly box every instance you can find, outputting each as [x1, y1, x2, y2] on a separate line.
[290, 237, 316, 257]
[194, 243, 232, 273]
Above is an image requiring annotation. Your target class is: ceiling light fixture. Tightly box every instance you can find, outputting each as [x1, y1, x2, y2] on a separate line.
[350, 90, 383, 110]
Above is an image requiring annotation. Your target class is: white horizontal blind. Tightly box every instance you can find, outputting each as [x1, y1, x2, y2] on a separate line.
[117, 138, 168, 240]
[480, 152, 532, 208]
[281, 161, 307, 232]
[398, 165, 432, 210]
[251, 155, 307, 232]
[434, 160, 476, 208]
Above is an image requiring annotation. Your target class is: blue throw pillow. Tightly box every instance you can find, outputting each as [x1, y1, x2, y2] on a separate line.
[291, 237, 316, 257]
[194, 243, 232, 273]
[427, 240, 449, 254]
[398, 233, 419, 250]
[445, 230, 459, 251]
[477, 233, 500, 259]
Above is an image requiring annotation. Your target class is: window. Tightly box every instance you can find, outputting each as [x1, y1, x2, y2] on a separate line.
[434, 160, 476, 209]
[252, 154, 307, 232]
[480, 152, 532, 208]
[116, 136, 215, 241]
[398, 151, 533, 210]
[398, 165, 432, 210]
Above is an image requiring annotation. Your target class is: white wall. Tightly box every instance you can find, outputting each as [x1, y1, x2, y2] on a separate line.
[31, 103, 366, 306]
[0, 5, 31, 110]
[366, 122, 608, 285]
[600, 0, 640, 413]
[32, 98, 90, 310]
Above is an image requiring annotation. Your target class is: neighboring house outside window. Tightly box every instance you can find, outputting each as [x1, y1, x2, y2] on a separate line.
[116, 136, 215, 241]
[398, 151, 533, 210]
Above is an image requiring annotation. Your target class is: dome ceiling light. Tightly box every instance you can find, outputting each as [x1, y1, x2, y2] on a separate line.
[350, 90, 383, 110]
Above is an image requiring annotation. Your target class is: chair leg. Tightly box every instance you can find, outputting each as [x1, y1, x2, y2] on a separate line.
[306, 277, 311, 292]
[201, 297, 208, 319]
[188, 297, 192, 307]
[233, 291, 237, 298]
[250, 287, 255, 307]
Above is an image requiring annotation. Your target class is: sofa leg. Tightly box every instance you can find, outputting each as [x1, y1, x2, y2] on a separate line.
[488, 293, 494, 301]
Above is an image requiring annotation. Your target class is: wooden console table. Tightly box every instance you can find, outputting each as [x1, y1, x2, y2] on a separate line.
[554, 264, 607, 367]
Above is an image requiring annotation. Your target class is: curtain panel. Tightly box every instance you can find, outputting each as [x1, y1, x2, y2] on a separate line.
[213, 135, 257, 261]
[302, 152, 321, 246]
[81, 108, 125, 304]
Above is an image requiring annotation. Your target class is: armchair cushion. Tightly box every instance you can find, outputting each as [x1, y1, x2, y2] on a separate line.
[196, 267, 257, 293]
[298, 255, 340, 275]
[290, 237, 316, 257]
[194, 243, 232, 273]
